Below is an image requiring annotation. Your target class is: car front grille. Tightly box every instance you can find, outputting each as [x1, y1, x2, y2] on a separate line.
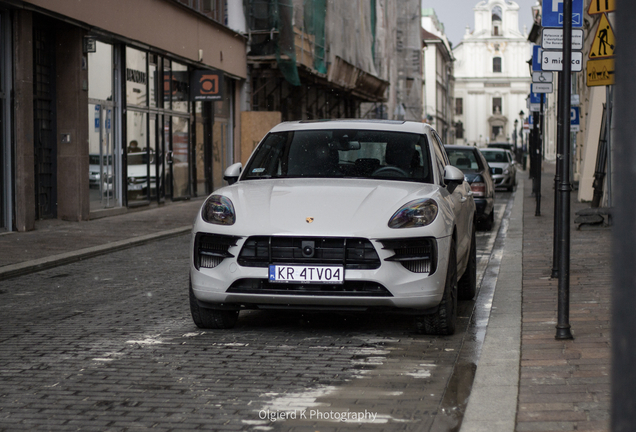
[491, 167, 503, 175]
[379, 237, 437, 274]
[194, 233, 242, 270]
[237, 236, 381, 269]
[227, 278, 392, 296]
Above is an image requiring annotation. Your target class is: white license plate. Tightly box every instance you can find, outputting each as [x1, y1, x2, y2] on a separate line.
[268, 265, 344, 284]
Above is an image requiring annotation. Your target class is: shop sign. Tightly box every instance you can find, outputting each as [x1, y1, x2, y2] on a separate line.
[190, 69, 224, 101]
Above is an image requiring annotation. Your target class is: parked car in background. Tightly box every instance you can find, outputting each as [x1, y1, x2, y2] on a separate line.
[190, 120, 477, 335]
[487, 142, 516, 153]
[480, 148, 517, 191]
[444, 145, 496, 231]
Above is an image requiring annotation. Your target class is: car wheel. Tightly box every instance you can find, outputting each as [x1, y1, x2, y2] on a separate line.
[458, 227, 477, 300]
[189, 282, 239, 329]
[415, 239, 457, 335]
[482, 209, 494, 231]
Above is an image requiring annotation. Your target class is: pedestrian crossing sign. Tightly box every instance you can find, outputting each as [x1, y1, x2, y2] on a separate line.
[589, 14, 615, 59]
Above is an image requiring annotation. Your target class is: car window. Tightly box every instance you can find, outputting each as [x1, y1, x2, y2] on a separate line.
[429, 132, 448, 184]
[446, 149, 483, 171]
[481, 151, 506, 163]
[242, 129, 434, 183]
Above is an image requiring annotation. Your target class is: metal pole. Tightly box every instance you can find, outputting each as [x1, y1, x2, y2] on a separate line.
[555, 0, 573, 340]
[535, 95, 543, 216]
[552, 69, 565, 279]
[613, 1, 636, 429]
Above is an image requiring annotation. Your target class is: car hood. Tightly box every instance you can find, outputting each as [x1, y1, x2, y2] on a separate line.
[488, 162, 511, 169]
[204, 178, 446, 238]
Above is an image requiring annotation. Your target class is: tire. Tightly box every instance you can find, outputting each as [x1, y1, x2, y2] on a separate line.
[415, 240, 458, 335]
[458, 227, 477, 301]
[482, 209, 494, 231]
[189, 282, 239, 329]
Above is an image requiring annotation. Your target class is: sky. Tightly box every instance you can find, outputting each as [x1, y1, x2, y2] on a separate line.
[423, 0, 540, 48]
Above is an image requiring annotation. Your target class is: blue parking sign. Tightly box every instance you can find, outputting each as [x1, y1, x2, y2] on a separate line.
[542, 0, 584, 28]
[532, 45, 543, 72]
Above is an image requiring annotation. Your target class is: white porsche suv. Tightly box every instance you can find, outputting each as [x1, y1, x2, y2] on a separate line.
[190, 120, 476, 335]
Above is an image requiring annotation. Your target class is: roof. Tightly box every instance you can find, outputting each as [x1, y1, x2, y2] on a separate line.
[268, 120, 434, 134]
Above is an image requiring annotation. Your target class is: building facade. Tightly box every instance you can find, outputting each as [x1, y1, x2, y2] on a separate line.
[421, 8, 455, 143]
[452, 0, 531, 147]
[0, 0, 247, 232]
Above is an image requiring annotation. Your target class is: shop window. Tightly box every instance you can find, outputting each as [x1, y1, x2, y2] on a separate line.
[171, 61, 189, 113]
[126, 47, 147, 107]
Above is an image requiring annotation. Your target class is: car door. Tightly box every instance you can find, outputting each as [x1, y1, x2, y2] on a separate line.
[431, 133, 471, 265]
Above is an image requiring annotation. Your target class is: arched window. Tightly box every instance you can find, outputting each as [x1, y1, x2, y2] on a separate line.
[493, 57, 502, 73]
[492, 6, 502, 35]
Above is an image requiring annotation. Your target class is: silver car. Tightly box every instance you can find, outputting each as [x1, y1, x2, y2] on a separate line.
[480, 148, 517, 191]
[190, 120, 476, 335]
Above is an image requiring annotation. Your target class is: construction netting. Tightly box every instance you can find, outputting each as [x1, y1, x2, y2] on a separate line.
[246, 0, 378, 86]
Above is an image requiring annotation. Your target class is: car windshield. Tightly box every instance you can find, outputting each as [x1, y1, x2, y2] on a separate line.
[446, 149, 483, 171]
[482, 151, 508, 163]
[242, 129, 433, 183]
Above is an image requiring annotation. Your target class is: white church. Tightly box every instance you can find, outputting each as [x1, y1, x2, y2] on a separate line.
[452, 0, 532, 147]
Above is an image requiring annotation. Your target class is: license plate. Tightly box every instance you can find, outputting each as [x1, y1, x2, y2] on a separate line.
[268, 265, 344, 284]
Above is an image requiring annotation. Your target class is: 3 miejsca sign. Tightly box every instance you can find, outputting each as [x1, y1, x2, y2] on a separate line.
[541, 51, 583, 72]
[541, 28, 584, 51]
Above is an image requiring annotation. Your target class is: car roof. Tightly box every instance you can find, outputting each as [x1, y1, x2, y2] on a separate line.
[480, 147, 506, 152]
[444, 144, 478, 151]
[268, 119, 434, 134]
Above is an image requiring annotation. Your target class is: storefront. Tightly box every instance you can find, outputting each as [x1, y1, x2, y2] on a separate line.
[2, 0, 247, 232]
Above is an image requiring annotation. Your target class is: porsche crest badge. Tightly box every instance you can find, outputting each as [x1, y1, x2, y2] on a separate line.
[306, 217, 314, 224]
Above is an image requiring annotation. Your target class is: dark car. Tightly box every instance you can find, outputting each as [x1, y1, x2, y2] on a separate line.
[445, 145, 496, 230]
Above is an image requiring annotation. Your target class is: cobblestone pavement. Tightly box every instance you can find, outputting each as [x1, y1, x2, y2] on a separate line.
[516, 164, 611, 432]
[0, 198, 512, 431]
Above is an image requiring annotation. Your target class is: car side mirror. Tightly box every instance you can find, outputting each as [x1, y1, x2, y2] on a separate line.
[444, 165, 464, 193]
[223, 162, 242, 185]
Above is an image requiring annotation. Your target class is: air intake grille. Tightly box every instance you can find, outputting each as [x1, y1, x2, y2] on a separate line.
[194, 233, 241, 270]
[238, 236, 381, 269]
[379, 237, 437, 274]
[491, 167, 503, 174]
[227, 279, 392, 296]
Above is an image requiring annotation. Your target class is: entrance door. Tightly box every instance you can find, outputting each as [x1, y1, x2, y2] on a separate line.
[33, 20, 57, 219]
[89, 103, 117, 209]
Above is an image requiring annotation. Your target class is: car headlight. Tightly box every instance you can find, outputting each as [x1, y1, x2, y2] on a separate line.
[388, 199, 438, 229]
[201, 195, 236, 225]
[504, 169, 510, 175]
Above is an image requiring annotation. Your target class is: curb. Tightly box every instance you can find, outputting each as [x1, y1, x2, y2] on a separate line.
[0, 225, 192, 281]
[460, 179, 524, 432]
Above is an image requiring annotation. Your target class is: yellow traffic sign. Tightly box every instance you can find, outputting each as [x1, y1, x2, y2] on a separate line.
[589, 14, 615, 59]
[588, 0, 615, 15]
[587, 58, 615, 87]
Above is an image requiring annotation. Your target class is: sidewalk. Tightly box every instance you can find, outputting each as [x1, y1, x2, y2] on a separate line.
[462, 161, 611, 432]
[0, 198, 204, 281]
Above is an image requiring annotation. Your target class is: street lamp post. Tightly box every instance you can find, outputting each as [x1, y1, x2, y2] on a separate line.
[514, 119, 519, 163]
[519, 110, 525, 164]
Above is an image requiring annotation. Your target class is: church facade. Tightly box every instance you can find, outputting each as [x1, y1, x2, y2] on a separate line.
[452, 0, 532, 148]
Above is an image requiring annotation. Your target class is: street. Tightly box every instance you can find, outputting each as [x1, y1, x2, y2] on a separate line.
[0, 193, 514, 432]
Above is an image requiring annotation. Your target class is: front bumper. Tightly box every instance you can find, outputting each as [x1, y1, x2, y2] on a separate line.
[190, 235, 452, 312]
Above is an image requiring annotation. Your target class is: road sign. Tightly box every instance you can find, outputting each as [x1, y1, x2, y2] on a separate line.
[588, 0, 615, 15]
[541, 51, 583, 72]
[532, 45, 543, 72]
[570, 107, 580, 132]
[529, 92, 545, 112]
[586, 58, 615, 86]
[589, 14, 615, 59]
[542, 0, 584, 28]
[541, 28, 584, 51]
[532, 83, 554, 94]
[533, 71, 554, 83]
